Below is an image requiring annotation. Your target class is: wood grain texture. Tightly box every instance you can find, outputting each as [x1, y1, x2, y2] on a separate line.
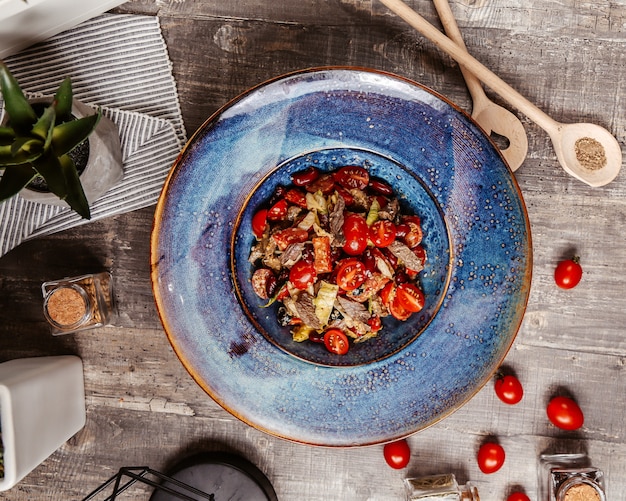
[1, 0, 625, 499]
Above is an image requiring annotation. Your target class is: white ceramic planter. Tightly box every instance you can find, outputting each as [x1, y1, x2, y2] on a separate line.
[0, 356, 86, 492]
[16, 98, 124, 207]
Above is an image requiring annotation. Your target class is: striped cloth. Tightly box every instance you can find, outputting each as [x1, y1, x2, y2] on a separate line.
[0, 13, 187, 257]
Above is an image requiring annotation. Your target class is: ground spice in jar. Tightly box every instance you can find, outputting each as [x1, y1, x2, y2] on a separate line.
[561, 483, 601, 501]
[45, 286, 88, 326]
[575, 137, 607, 171]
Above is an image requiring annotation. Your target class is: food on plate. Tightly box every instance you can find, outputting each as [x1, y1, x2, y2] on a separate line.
[248, 165, 427, 354]
[477, 442, 505, 474]
[494, 374, 524, 405]
[506, 493, 530, 501]
[546, 396, 584, 430]
[554, 256, 583, 289]
[383, 439, 411, 469]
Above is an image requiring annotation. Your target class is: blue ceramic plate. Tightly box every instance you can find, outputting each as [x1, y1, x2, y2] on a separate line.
[151, 68, 532, 446]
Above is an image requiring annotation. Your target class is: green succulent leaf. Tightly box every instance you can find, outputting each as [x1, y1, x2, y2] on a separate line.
[30, 103, 56, 147]
[0, 126, 15, 146]
[0, 140, 42, 165]
[0, 61, 37, 134]
[0, 163, 38, 201]
[53, 78, 73, 122]
[32, 152, 90, 219]
[51, 110, 101, 156]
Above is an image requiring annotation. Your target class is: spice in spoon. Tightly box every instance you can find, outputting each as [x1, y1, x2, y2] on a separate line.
[575, 137, 607, 171]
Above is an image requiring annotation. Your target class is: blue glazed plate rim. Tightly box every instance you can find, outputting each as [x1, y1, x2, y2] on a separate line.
[150, 67, 532, 446]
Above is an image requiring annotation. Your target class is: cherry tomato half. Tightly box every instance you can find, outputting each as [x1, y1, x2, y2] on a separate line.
[323, 328, 350, 355]
[289, 260, 317, 290]
[395, 283, 425, 313]
[336, 258, 367, 291]
[477, 442, 505, 474]
[291, 166, 320, 186]
[267, 198, 289, 221]
[369, 220, 397, 248]
[383, 439, 411, 469]
[507, 493, 531, 501]
[554, 257, 583, 289]
[251, 209, 268, 238]
[342, 213, 369, 256]
[546, 396, 584, 430]
[494, 374, 524, 405]
[334, 166, 370, 190]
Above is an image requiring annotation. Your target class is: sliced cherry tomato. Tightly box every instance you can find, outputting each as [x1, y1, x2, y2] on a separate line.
[272, 227, 309, 251]
[342, 213, 369, 256]
[402, 215, 423, 248]
[367, 315, 382, 332]
[305, 173, 336, 194]
[379, 281, 396, 307]
[336, 258, 367, 291]
[251, 209, 268, 238]
[389, 293, 412, 321]
[395, 283, 424, 313]
[323, 328, 349, 355]
[334, 166, 370, 190]
[312, 236, 333, 274]
[289, 260, 317, 290]
[477, 442, 505, 474]
[284, 188, 308, 208]
[547, 396, 584, 430]
[369, 220, 397, 248]
[267, 198, 289, 221]
[494, 374, 524, 405]
[251, 268, 276, 300]
[507, 493, 531, 501]
[383, 439, 411, 469]
[291, 166, 320, 186]
[368, 178, 393, 196]
[554, 257, 582, 289]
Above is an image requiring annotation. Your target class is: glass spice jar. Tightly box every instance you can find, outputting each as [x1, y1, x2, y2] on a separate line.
[404, 473, 480, 501]
[540, 453, 606, 501]
[42, 272, 114, 335]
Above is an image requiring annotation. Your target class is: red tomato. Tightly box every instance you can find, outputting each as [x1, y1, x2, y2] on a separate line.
[272, 227, 309, 251]
[395, 283, 425, 313]
[323, 328, 349, 355]
[367, 315, 382, 331]
[402, 215, 423, 248]
[477, 442, 505, 474]
[554, 257, 583, 289]
[342, 213, 369, 256]
[334, 166, 370, 190]
[507, 493, 531, 501]
[494, 374, 524, 405]
[289, 260, 317, 290]
[284, 188, 308, 208]
[368, 179, 393, 196]
[546, 396, 584, 430]
[389, 293, 412, 321]
[379, 281, 396, 307]
[336, 258, 367, 291]
[267, 199, 288, 221]
[291, 166, 320, 186]
[334, 185, 354, 206]
[383, 439, 411, 469]
[251, 209, 268, 238]
[305, 173, 336, 194]
[369, 220, 397, 248]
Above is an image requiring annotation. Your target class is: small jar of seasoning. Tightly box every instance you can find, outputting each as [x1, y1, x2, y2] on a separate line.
[540, 453, 606, 501]
[404, 473, 480, 500]
[42, 272, 114, 335]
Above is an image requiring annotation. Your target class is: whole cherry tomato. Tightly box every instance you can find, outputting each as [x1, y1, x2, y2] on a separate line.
[369, 220, 397, 248]
[507, 493, 531, 501]
[554, 256, 582, 289]
[342, 213, 369, 256]
[323, 328, 349, 355]
[251, 209, 268, 238]
[546, 396, 584, 430]
[494, 374, 524, 405]
[477, 442, 505, 474]
[383, 439, 411, 469]
[289, 260, 317, 290]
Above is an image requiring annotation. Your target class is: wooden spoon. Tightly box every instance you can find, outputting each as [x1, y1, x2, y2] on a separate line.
[379, 0, 622, 187]
[432, 0, 527, 171]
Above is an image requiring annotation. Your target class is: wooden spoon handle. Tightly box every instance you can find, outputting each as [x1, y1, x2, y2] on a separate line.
[378, 0, 560, 133]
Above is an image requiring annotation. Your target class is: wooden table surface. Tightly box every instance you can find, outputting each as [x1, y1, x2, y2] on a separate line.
[1, 1, 625, 499]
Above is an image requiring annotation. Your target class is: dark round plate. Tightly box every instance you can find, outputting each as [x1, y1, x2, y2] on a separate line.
[150, 67, 532, 446]
[232, 147, 451, 366]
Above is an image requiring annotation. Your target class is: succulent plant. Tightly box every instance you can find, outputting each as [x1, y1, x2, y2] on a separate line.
[0, 60, 101, 219]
